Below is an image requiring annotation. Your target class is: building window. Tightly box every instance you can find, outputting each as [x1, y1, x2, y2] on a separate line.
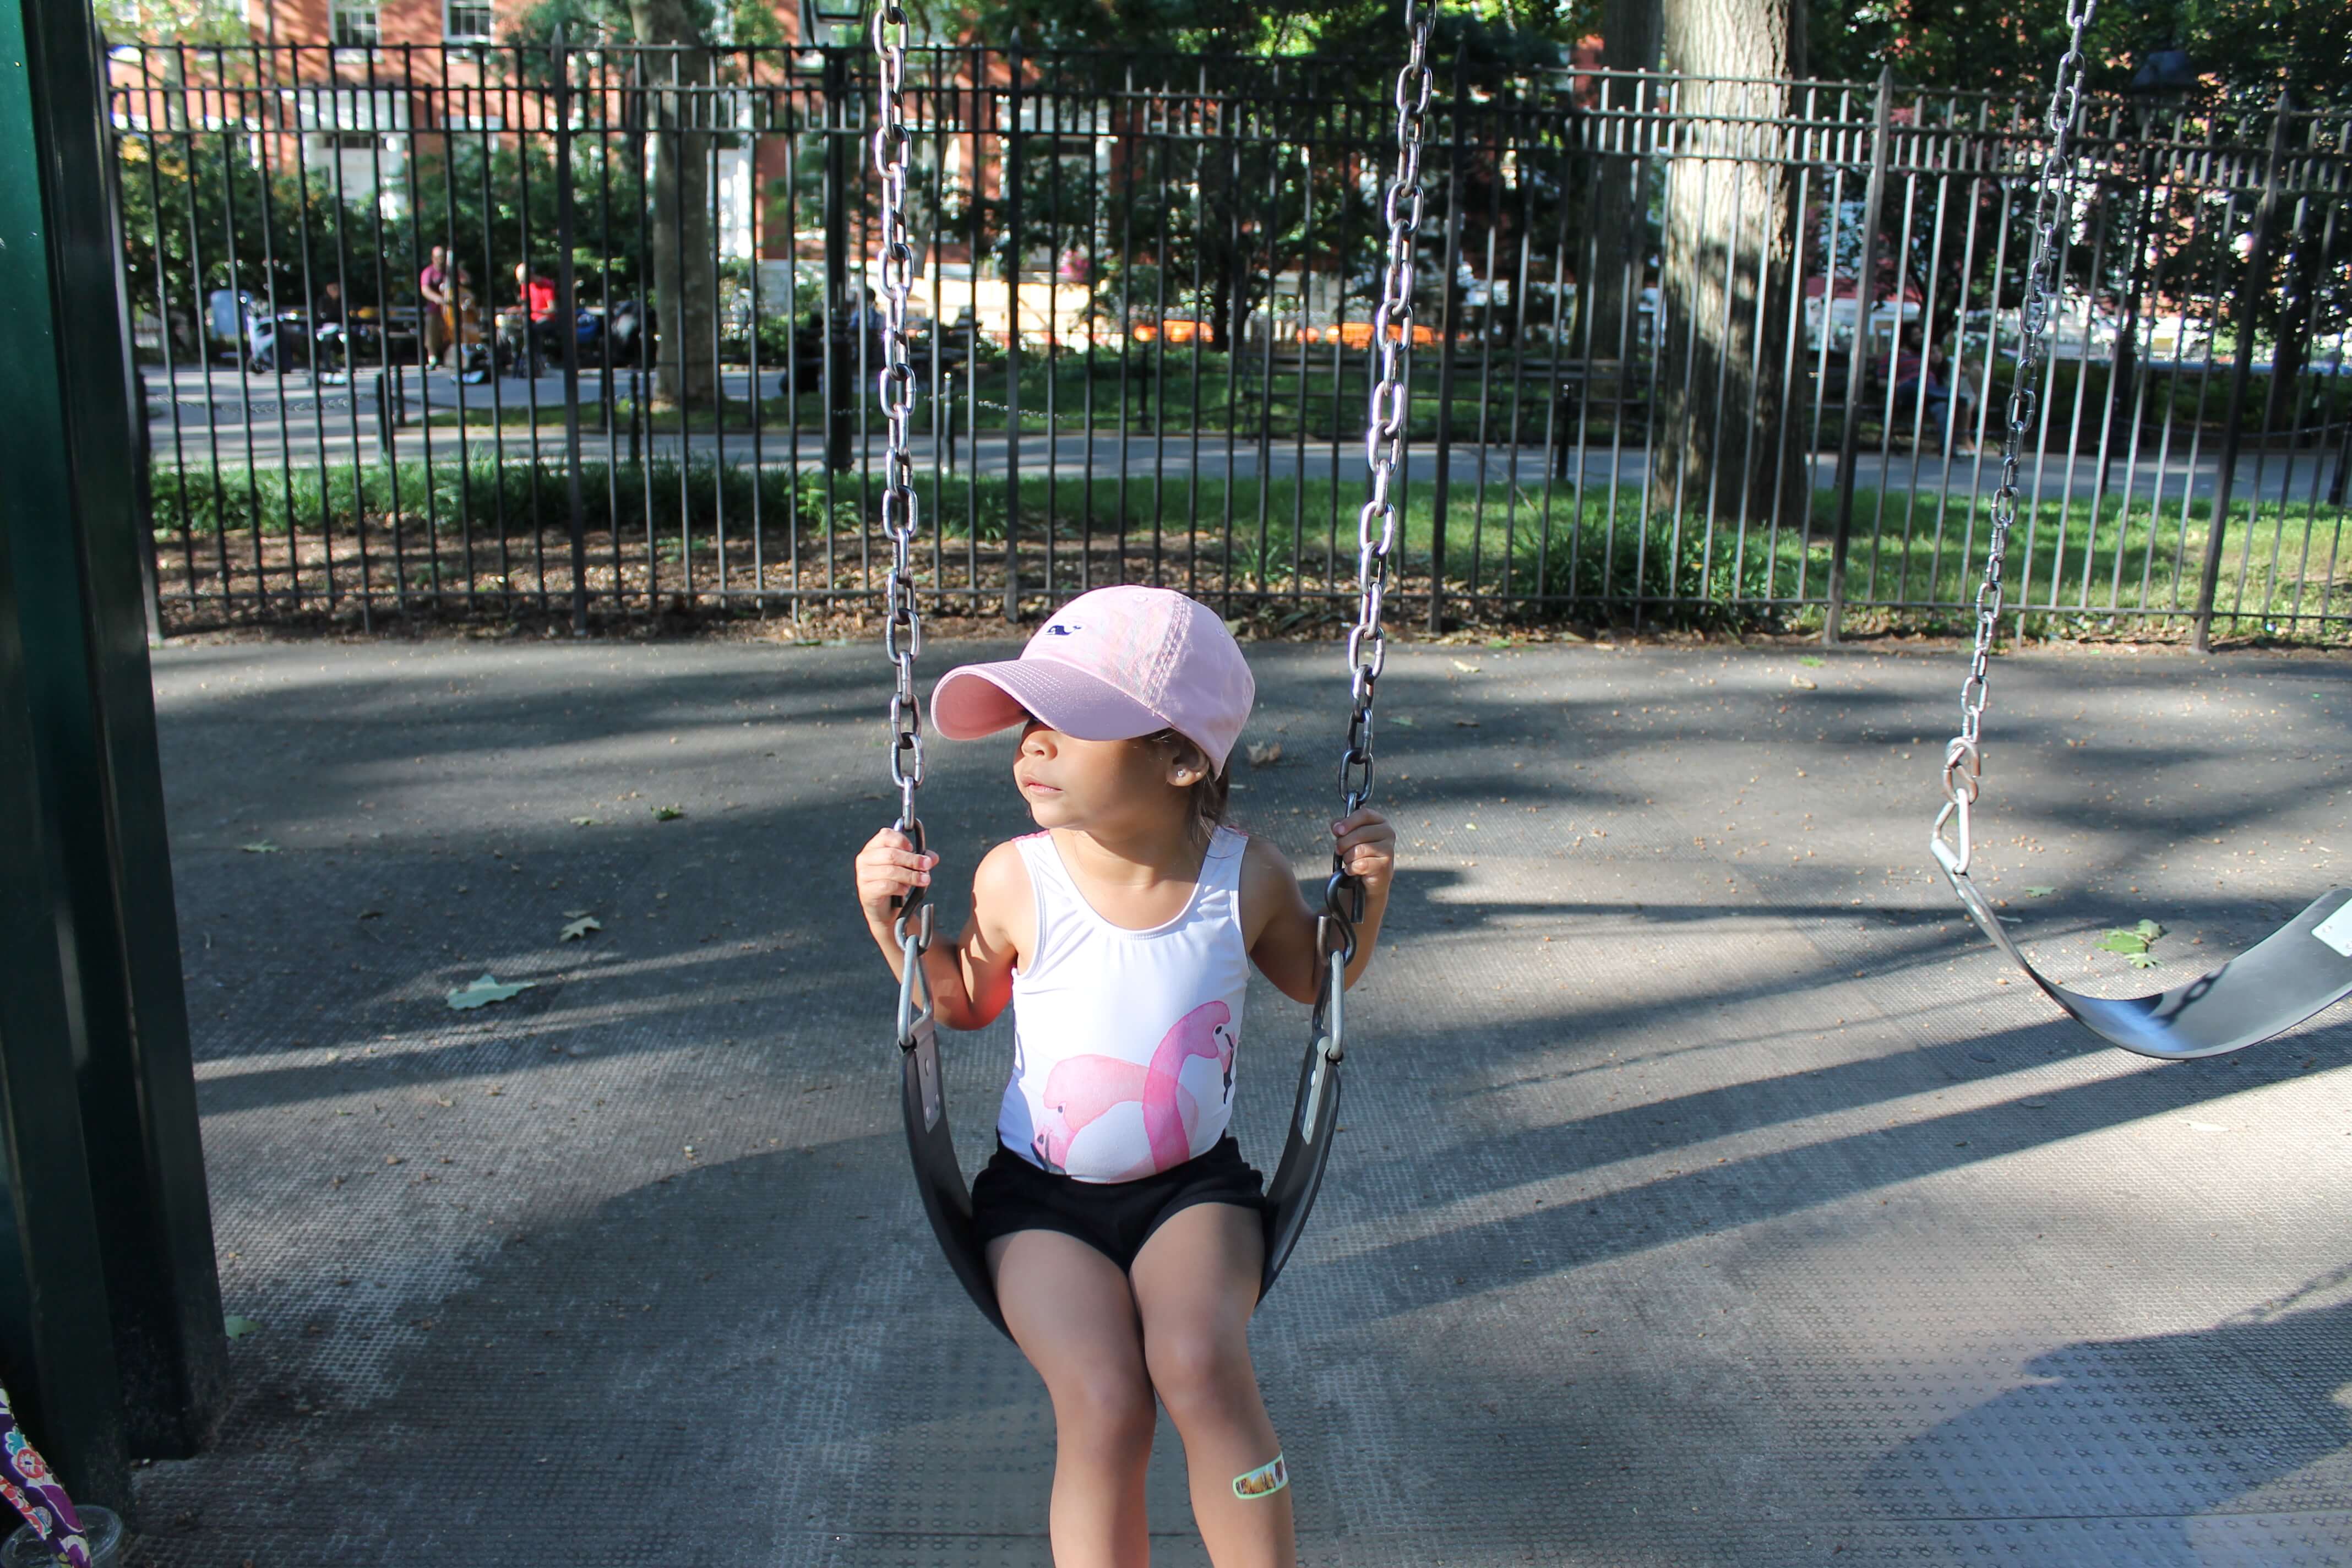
[330, 4, 379, 46]
[443, 0, 494, 41]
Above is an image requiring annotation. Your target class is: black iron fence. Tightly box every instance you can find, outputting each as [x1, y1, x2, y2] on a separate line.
[107, 43, 2352, 638]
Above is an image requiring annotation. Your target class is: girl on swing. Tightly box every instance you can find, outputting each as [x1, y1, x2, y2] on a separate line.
[853, 584, 1395, 1568]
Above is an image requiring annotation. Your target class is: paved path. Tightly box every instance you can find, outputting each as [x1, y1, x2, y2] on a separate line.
[141, 364, 2347, 507]
[131, 634, 2352, 1565]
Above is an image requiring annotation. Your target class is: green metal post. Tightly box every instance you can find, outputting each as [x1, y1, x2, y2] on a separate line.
[0, 0, 134, 1514]
[0, 0, 227, 1470]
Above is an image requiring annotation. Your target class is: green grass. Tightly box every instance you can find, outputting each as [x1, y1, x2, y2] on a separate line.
[406, 345, 2352, 455]
[148, 458, 2352, 636]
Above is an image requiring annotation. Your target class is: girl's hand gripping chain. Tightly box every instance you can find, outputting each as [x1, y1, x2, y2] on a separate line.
[1332, 808, 1396, 901]
[1326, 807, 1397, 993]
[854, 827, 939, 984]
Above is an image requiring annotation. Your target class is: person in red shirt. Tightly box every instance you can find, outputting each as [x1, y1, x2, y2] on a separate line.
[503, 261, 562, 375]
[515, 262, 556, 322]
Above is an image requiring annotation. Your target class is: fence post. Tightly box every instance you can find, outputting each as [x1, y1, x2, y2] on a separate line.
[553, 28, 589, 637]
[1427, 46, 1467, 635]
[130, 368, 161, 645]
[375, 368, 396, 460]
[823, 47, 853, 473]
[1825, 66, 1892, 646]
[1003, 41, 1023, 621]
[2193, 88, 2289, 654]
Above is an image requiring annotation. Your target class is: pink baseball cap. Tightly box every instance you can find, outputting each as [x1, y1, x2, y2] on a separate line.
[930, 586, 1256, 772]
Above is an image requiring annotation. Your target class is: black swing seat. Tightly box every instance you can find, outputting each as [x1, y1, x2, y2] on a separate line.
[898, 989, 1346, 1342]
[1936, 843, 2352, 1060]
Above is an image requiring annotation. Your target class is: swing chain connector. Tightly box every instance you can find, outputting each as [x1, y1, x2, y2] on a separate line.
[1311, 918, 1348, 1068]
[1934, 739, 1981, 876]
[896, 925, 935, 1049]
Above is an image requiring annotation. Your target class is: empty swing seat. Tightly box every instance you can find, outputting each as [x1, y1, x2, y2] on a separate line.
[1937, 853, 2352, 1060]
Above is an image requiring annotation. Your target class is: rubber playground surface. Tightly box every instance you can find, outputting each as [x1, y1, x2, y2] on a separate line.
[128, 631, 2352, 1566]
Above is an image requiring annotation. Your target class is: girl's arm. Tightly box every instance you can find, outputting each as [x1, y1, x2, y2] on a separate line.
[1242, 809, 1396, 1005]
[852, 830, 1028, 1031]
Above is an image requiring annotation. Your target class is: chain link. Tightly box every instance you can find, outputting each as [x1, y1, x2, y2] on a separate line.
[1941, 0, 2095, 843]
[1329, 0, 1434, 937]
[872, 1, 932, 955]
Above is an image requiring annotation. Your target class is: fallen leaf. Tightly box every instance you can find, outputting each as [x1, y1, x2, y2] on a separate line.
[447, 973, 538, 1010]
[1789, 675, 1818, 690]
[2026, 885, 2057, 897]
[1245, 741, 1283, 767]
[1391, 715, 1418, 728]
[224, 1315, 263, 1340]
[1453, 718, 1481, 728]
[2095, 919, 2165, 959]
[651, 804, 685, 821]
[570, 816, 602, 827]
[560, 916, 602, 941]
[1799, 656, 1825, 668]
[1450, 659, 1482, 673]
[358, 908, 384, 920]
[241, 840, 281, 854]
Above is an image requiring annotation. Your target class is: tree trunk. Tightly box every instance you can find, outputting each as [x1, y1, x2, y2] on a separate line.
[1650, 0, 1807, 529]
[629, 0, 717, 410]
[1581, 0, 1660, 361]
[2263, 226, 2323, 435]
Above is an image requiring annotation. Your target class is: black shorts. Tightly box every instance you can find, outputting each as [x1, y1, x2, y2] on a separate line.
[971, 1135, 1267, 1273]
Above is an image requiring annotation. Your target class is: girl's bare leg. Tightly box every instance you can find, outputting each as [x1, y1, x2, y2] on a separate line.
[1129, 1204, 1293, 1568]
[989, 1229, 1157, 1568]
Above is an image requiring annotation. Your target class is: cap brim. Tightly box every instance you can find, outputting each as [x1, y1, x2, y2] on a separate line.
[931, 660, 1169, 744]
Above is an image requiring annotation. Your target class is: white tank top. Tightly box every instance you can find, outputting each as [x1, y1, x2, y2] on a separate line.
[999, 825, 1250, 1183]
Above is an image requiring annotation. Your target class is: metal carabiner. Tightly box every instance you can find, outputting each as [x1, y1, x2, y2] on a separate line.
[1931, 791, 1975, 878]
[1322, 946, 1347, 1064]
[1298, 948, 1349, 1142]
[1933, 737, 1981, 876]
[896, 927, 934, 1048]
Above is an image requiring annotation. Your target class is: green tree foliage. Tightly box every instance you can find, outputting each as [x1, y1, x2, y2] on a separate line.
[1810, 0, 2351, 106]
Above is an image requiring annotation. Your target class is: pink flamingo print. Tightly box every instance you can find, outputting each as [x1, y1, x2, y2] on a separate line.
[1034, 1000, 1237, 1176]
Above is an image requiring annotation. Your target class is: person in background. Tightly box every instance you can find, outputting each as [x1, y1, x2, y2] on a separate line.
[505, 260, 559, 375]
[515, 260, 556, 324]
[419, 245, 452, 369]
[205, 271, 246, 361]
[312, 279, 348, 377]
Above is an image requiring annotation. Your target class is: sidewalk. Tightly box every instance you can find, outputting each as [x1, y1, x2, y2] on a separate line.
[128, 632, 2352, 1565]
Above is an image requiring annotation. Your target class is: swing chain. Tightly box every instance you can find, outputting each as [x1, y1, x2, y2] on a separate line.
[1332, 0, 1434, 941]
[1941, 0, 2094, 859]
[874, 0, 932, 955]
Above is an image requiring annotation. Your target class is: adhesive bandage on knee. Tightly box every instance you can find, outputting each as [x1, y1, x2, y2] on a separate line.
[1232, 1453, 1288, 1500]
